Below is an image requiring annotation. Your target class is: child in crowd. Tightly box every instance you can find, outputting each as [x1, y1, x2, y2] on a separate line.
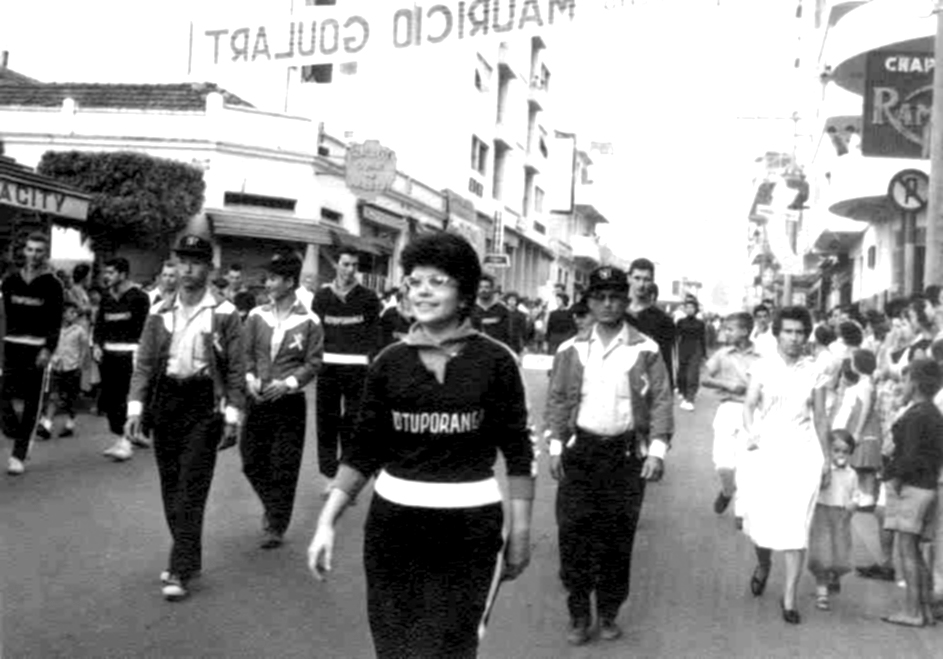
[702, 312, 760, 520]
[808, 430, 859, 611]
[831, 349, 881, 508]
[37, 301, 88, 439]
[881, 359, 943, 628]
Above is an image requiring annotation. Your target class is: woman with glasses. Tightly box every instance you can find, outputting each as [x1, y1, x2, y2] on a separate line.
[308, 231, 535, 658]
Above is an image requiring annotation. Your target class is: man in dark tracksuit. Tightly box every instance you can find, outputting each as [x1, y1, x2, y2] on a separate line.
[125, 235, 245, 602]
[1, 232, 64, 476]
[312, 247, 380, 490]
[675, 297, 707, 411]
[242, 253, 323, 548]
[95, 257, 151, 461]
[546, 266, 674, 646]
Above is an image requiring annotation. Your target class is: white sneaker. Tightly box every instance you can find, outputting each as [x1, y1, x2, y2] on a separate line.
[103, 437, 133, 461]
[7, 457, 25, 475]
[161, 575, 189, 602]
[680, 400, 695, 411]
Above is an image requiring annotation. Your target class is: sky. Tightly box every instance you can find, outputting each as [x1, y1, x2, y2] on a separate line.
[1, 0, 806, 309]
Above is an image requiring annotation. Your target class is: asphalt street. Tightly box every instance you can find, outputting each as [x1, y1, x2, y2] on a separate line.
[1, 373, 941, 658]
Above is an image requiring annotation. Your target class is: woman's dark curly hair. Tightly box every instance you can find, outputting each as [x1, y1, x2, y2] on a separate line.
[400, 232, 482, 318]
[772, 306, 813, 338]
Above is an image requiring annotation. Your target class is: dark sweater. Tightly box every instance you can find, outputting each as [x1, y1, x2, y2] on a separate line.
[1, 270, 64, 352]
[343, 335, 534, 488]
[627, 305, 676, 387]
[312, 284, 381, 358]
[94, 286, 150, 346]
[885, 401, 943, 490]
[676, 316, 707, 360]
[379, 306, 413, 349]
[470, 301, 511, 347]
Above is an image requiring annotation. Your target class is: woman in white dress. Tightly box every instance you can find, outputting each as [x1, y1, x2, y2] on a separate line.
[742, 306, 827, 625]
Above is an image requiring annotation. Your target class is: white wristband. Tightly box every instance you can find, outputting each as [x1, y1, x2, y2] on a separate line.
[548, 439, 563, 457]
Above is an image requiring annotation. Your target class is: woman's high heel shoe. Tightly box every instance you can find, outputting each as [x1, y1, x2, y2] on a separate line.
[750, 565, 769, 597]
[781, 599, 801, 625]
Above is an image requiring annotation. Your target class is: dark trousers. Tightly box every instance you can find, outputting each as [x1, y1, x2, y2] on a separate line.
[556, 430, 646, 622]
[1, 343, 45, 460]
[241, 393, 307, 535]
[99, 351, 134, 436]
[676, 351, 701, 401]
[50, 369, 81, 418]
[151, 377, 222, 581]
[364, 495, 503, 659]
[315, 364, 367, 478]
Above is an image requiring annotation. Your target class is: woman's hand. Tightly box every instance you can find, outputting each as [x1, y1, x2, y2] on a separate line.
[502, 528, 531, 581]
[308, 525, 336, 581]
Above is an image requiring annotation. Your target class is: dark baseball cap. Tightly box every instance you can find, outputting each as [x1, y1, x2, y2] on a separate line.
[587, 266, 629, 294]
[173, 234, 214, 262]
[266, 252, 302, 279]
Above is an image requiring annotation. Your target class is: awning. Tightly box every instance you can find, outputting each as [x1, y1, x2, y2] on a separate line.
[328, 228, 388, 257]
[207, 209, 332, 245]
[812, 214, 868, 253]
[359, 202, 406, 231]
[0, 156, 90, 222]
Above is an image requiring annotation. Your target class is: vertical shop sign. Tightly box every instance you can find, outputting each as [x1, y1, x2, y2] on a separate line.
[864, 51, 934, 158]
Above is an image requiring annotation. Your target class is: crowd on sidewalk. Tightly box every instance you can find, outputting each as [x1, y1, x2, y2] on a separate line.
[6, 228, 943, 656]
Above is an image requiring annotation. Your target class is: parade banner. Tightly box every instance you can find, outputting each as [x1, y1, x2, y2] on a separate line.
[190, 0, 602, 73]
[863, 50, 933, 159]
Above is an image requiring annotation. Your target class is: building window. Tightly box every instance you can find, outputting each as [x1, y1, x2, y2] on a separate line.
[534, 186, 545, 213]
[534, 221, 546, 234]
[224, 191, 296, 211]
[321, 207, 342, 223]
[471, 136, 488, 175]
[867, 246, 876, 269]
[301, 64, 333, 84]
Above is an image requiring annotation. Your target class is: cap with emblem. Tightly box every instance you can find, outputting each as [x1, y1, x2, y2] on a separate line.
[173, 234, 214, 262]
[587, 266, 629, 294]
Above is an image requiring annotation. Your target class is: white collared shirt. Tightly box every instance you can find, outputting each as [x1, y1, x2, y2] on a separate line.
[166, 289, 216, 378]
[576, 324, 635, 437]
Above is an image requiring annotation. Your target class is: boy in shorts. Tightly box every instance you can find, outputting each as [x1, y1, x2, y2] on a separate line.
[881, 358, 943, 627]
[701, 312, 760, 519]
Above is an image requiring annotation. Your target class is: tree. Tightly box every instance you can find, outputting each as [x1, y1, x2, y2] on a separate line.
[37, 151, 205, 253]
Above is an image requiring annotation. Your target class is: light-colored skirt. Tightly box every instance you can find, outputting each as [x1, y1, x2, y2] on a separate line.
[742, 424, 823, 551]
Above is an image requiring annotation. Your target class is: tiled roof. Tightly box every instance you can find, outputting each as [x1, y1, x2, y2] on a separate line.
[0, 67, 39, 85]
[0, 82, 253, 110]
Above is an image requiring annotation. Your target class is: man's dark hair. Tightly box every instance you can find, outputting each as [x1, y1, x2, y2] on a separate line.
[556, 292, 570, 308]
[25, 232, 49, 246]
[885, 297, 910, 320]
[837, 321, 863, 347]
[772, 306, 812, 338]
[336, 246, 360, 261]
[753, 304, 770, 318]
[726, 311, 754, 334]
[571, 300, 590, 317]
[852, 349, 877, 376]
[684, 298, 699, 313]
[814, 324, 836, 347]
[401, 232, 481, 318]
[212, 276, 229, 289]
[628, 258, 655, 276]
[925, 285, 942, 307]
[504, 291, 520, 304]
[906, 358, 943, 398]
[72, 263, 91, 284]
[104, 257, 131, 276]
[909, 298, 934, 332]
[479, 272, 495, 287]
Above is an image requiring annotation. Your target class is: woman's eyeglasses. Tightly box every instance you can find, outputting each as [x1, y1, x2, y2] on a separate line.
[404, 274, 456, 290]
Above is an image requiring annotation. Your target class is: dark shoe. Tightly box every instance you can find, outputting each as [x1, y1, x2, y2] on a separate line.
[58, 428, 74, 438]
[857, 564, 895, 582]
[827, 578, 841, 594]
[566, 618, 591, 646]
[260, 530, 284, 550]
[36, 425, 52, 440]
[781, 600, 801, 625]
[598, 618, 623, 641]
[750, 565, 770, 597]
[714, 491, 732, 515]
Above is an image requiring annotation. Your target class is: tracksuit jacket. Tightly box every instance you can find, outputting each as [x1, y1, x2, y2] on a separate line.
[544, 322, 674, 456]
[127, 291, 245, 426]
[243, 299, 324, 391]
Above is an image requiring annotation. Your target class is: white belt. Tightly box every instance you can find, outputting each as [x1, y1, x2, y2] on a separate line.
[104, 342, 139, 352]
[374, 470, 502, 509]
[324, 352, 369, 366]
[4, 336, 45, 346]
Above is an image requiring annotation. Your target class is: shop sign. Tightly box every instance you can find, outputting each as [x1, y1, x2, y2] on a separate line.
[864, 50, 934, 159]
[345, 140, 396, 199]
[492, 210, 505, 252]
[483, 253, 510, 268]
[0, 178, 89, 221]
